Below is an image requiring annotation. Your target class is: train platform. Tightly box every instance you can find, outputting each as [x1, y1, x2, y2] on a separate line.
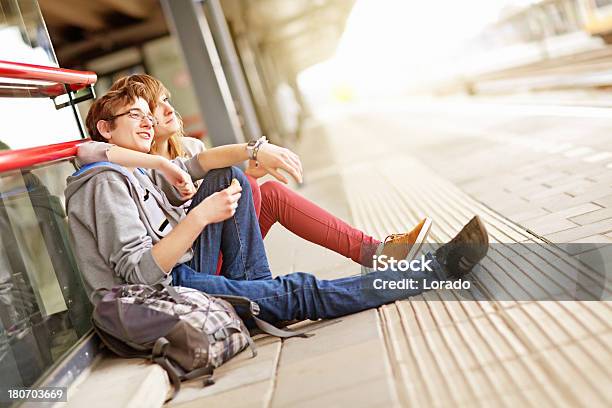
[64, 102, 612, 407]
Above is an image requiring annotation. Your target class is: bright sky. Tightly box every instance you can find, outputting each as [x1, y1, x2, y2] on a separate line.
[298, 0, 534, 103]
[0, 28, 82, 149]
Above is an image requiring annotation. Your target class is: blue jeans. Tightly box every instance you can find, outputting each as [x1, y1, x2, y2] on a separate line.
[172, 166, 447, 323]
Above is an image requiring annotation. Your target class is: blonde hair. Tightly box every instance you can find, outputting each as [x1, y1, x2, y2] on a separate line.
[110, 74, 186, 158]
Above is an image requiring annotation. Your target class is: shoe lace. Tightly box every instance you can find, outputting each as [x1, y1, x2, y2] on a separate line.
[384, 234, 403, 243]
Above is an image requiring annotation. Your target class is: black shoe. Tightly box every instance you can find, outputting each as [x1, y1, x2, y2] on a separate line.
[435, 216, 489, 279]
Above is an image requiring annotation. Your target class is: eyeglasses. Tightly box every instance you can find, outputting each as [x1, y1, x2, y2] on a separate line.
[106, 109, 158, 126]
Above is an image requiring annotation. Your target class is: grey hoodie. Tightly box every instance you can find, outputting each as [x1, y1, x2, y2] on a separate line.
[65, 149, 206, 304]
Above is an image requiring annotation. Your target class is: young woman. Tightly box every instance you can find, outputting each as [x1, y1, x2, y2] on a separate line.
[107, 74, 432, 271]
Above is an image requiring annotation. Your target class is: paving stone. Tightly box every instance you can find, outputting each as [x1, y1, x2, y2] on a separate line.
[379, 304, 431, 407]
[487, 313, 529, 357]
[569, 207, 612, 225]
[170, 381, 270, 408]
[509, 207, 550, 222]
[67, 354, 170, 408]
[280, 377, 396, 408]
[425, 297, 454, 327]
[501, 358, 540, 389]
[555, 302, 610, 335]
[578, 336, 612, 377]
[521, 303, 572, 345]
[462, 368, 499, 400]
[522, 386, 561, 407]
[546, 219, 612, 243]
[558, 343, 610, 398]
[571, 234, 612, 243]
[523, 180, 587, 201]
[438, 325, 481, 371]
[542, 188, 612, 212]
[504, 307, 554, 349]
[472, 317, 517, 361]
[593, 194, 612, 207]
[271, 312, 394, 407]
[537, 348, 601, 407]
[521, 203, 601, 235]
[527, 192, 574, 208]
[521, 217, 577, 235]
[167, 337, 281, 406]
[454, 320, 499, 367]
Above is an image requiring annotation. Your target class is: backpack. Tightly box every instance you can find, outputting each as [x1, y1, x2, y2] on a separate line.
[92, 284, 308, 401]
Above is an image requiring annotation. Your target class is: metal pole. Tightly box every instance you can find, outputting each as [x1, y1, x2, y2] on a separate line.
[205, 0, 262, 141]
[160, 0, 245, 147]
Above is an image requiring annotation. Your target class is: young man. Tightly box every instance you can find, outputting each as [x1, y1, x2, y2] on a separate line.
[65, 82, 489, 324]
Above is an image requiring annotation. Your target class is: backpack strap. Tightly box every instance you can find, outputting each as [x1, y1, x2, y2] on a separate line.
[153, 356, 182, 402]
[89, 286, 111, 304]
[181, 366, 214, 385]
[151, 337, 215, 401]
[163, 284, 186, 305]
[213, 294, 313, 339]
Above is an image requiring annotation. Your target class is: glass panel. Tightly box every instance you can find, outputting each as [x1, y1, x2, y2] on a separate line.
[0, 0, 83, 150]
[0, 159, 91, 391]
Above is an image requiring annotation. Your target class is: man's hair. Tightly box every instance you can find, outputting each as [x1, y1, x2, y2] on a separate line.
[110, 74, 170, 111]
[109, 74, 185, 158]
[85, 82, 149, 142]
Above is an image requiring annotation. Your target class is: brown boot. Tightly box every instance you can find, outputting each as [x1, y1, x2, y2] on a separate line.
[380, 217, 432, 261]
[435, 216, 489, 279]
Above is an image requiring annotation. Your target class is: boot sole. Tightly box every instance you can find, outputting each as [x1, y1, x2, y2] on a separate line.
[405, 217, 433, 261]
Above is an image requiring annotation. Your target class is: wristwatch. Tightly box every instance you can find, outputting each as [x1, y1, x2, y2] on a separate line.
[246, 136, 267, 161]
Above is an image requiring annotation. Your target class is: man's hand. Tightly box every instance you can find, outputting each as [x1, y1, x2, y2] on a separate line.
[159, 159, 196, 200]
[256, 143, 303, 184]
[193, 179, 242, 224]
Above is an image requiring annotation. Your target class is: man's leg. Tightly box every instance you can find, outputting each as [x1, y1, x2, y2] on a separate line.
[188, 166, 271, 280]
[173, 252, 448, 323]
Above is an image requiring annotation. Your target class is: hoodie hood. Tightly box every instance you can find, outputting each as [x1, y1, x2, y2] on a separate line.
[65, 161, 134, 207]
[64, 161, 187, 304]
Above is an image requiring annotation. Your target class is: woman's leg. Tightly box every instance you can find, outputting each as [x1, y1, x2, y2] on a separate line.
[258, 180, 380, 267]
[246, 175, 261, 218]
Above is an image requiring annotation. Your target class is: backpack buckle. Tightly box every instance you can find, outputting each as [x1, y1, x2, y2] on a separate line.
[249, 301, 260, 316]
[213, 328, 228, 341]
[152, 337, 170, 357]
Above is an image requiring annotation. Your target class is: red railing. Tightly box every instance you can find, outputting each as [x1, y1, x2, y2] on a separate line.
[0, 60, 97, 97]
[0, 139, 90, 173]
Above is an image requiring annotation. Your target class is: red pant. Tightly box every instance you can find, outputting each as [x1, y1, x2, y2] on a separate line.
[216, 176, 380, 274]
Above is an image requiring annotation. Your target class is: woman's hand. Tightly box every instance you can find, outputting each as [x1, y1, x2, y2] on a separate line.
[176, 181, 196, 200]
[193, 179, 242, 224]
[256, 143, 303, 184]
[159, 159, 196, 200]
[244, 160, 267, 179]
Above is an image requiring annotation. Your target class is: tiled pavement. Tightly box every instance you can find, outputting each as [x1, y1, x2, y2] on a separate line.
[355, 101, 612, 244]
[67, 102, 612, 407]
